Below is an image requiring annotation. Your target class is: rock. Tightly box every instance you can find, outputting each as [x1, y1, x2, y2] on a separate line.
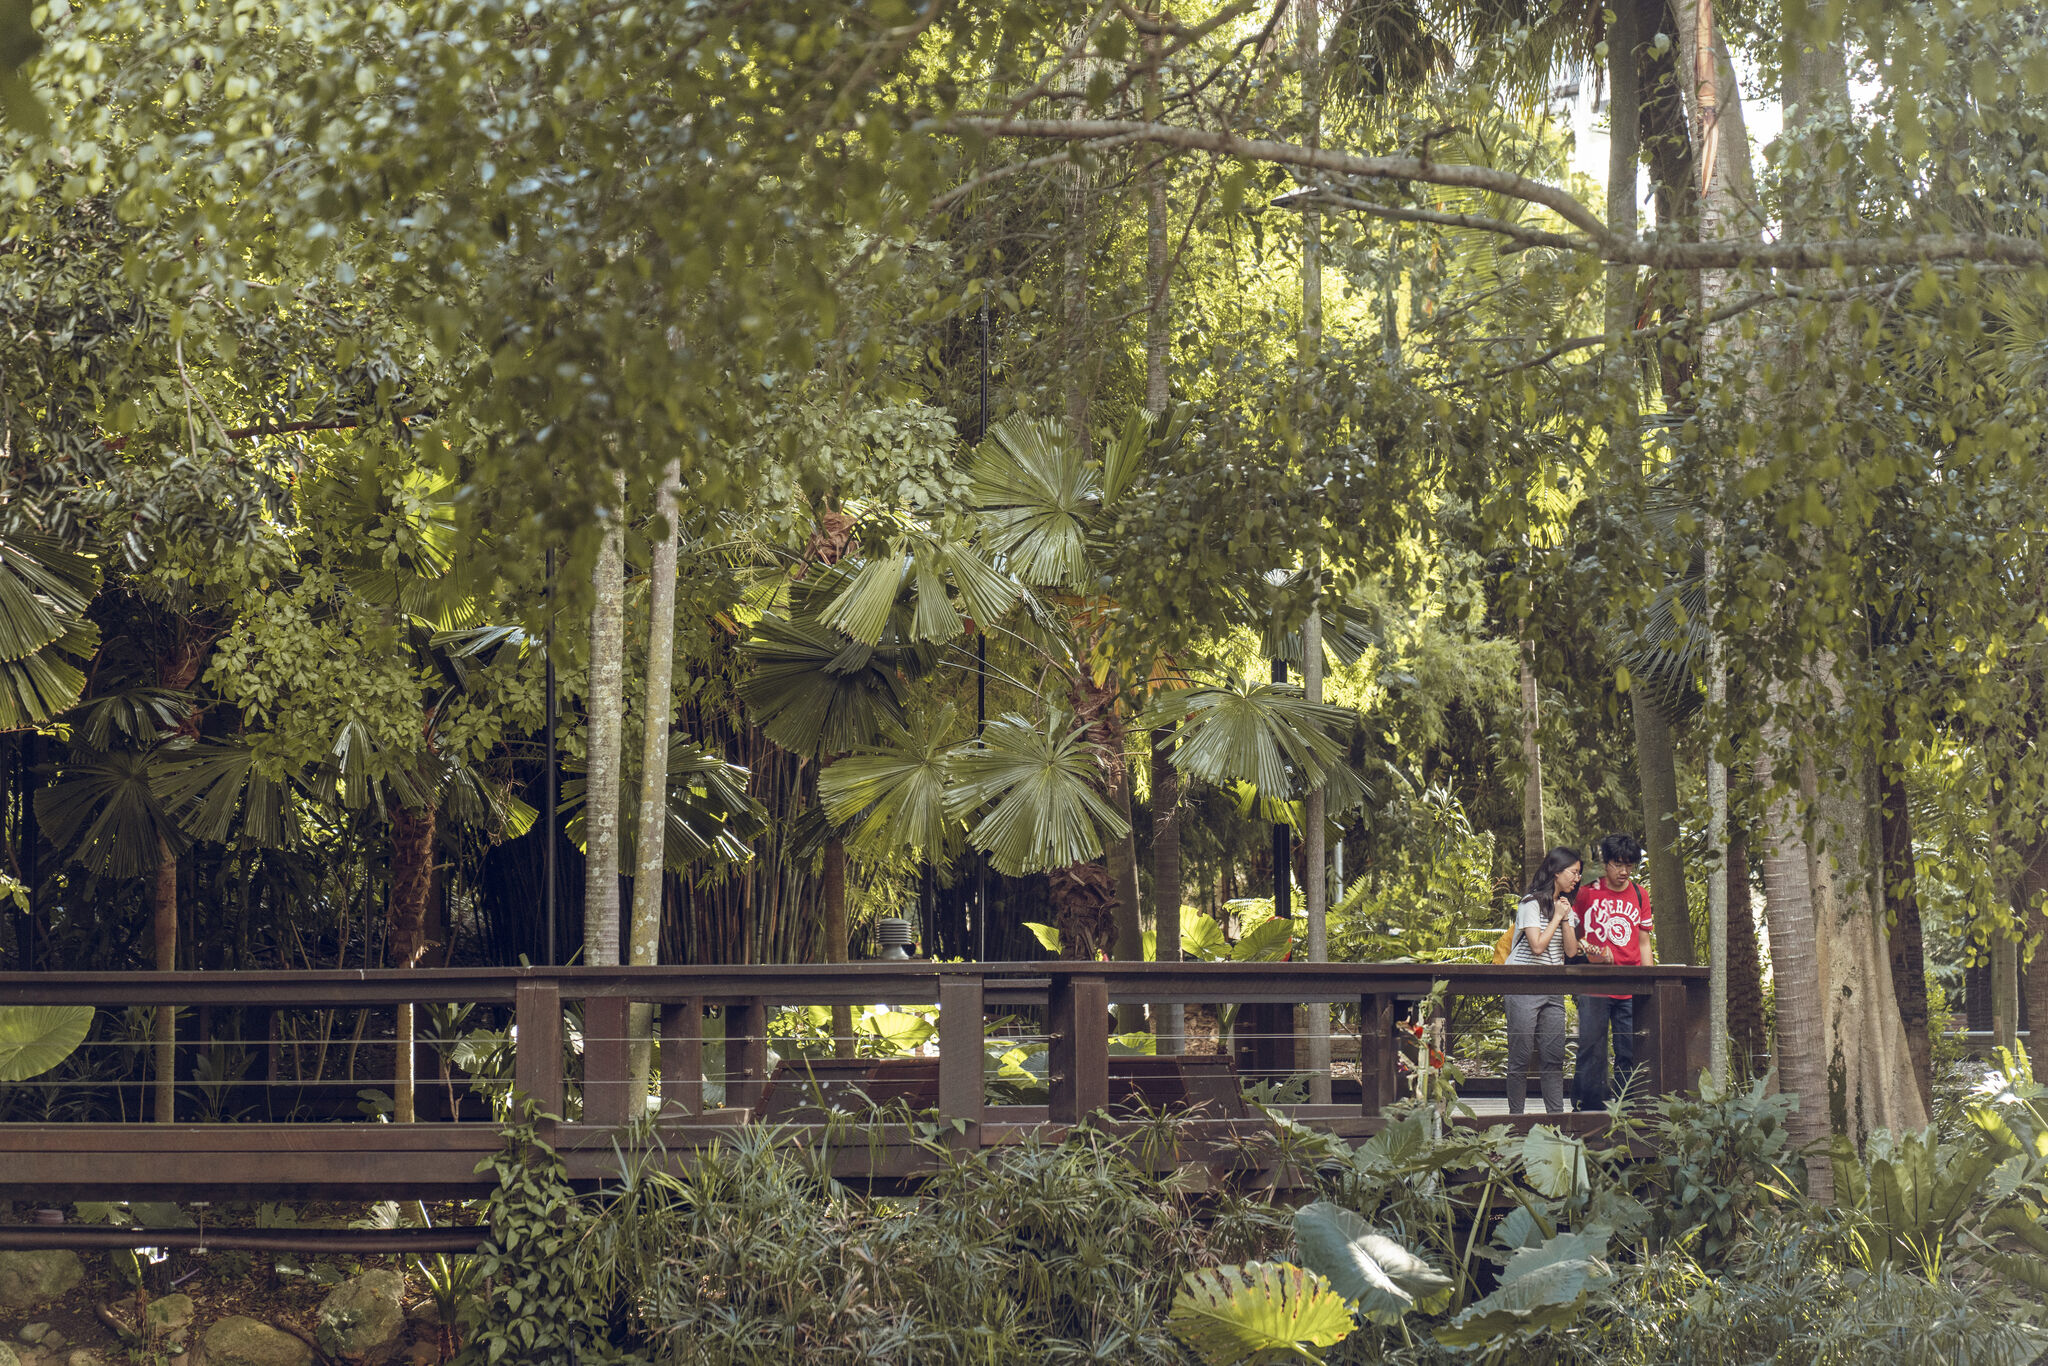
[202, 1317, 312, 1366]
[0, 1251, 84, 1311]
[16, 1324, 49, 1344]
[146, 1293, 197, 1334]
[0, 1339, 20, 1366]
[66, 1350, 105, 1366]
[314, 1269, 406, 1365]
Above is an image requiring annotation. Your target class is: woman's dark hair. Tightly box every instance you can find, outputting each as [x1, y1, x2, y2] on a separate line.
[1597, 833, 1644, 866]
[1525, 846, 1582, 899]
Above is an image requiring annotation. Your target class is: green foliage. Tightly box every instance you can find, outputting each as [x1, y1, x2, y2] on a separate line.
[0, 1004, 94, 1081]
[1291, 1201, 1451, 1321]
[1168, 1262, 1356, 1365]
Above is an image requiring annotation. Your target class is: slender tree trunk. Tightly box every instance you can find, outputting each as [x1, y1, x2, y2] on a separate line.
[584, 473, 628, 967]
[1877, 710, 1932, 1111]
[1152, 727, 1183, 1052]
[1519, 639, 1545, 881]
[387, 798, 435, 1123]
[1725, 825, 1768, 1074]
[1143, 10, 1181, 1053]
[823, 828, 853, 1058]
[153, 834, 177, 1125]
[1634, 693, 1691, 964]
[1062, 144, 1091, 435]
[1992, 929, 2020, 1052]
[629, 458, 684, 1089]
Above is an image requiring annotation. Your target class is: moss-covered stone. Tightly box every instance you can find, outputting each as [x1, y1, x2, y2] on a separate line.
[201, 1316, 313, 1366]
[0, 1250, 83, 1311]
[314, 1268, 406, 1365]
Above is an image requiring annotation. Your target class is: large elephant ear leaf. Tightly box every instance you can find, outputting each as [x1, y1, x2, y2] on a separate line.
[1293, 1202, 1452, 1322]
[0, 1006, 95, 1082]
[1434, 1227, 1613, 1348]
[1167, 1261, 1355, 1366]
[1520, 1125, 1590, 1199]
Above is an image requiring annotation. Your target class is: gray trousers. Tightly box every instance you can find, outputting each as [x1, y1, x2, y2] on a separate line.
[1505, 994, 1567, 1113]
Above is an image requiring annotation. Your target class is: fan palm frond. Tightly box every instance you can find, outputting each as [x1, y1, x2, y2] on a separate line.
[946, 712, 1130, 876]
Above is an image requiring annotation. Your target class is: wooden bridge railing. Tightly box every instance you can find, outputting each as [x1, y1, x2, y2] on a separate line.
[0, 962, 1709, 1200]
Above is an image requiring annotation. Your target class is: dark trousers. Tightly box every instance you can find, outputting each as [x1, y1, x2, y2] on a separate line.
[1574, 994, 1647, 1110]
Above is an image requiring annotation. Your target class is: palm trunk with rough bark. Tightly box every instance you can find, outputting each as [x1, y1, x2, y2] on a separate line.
[1152, 727, 1183, 1050]
[153, 834, 177, 1124]
[629, 458, 684, 1088]
[584, 474, 628, 967]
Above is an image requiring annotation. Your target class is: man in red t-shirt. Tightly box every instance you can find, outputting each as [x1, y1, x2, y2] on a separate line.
[1571, 833, 1655, 1110]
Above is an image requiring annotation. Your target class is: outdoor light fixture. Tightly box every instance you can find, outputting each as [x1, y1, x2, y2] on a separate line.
[875, 917, 915, 960]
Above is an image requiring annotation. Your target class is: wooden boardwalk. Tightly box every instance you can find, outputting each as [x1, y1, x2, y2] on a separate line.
[0, 962, 1708, 1204]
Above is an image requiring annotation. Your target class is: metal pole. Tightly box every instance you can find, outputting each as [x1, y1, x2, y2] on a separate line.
[1271, 656, 1290, 921]
[544, 547, 558, 967]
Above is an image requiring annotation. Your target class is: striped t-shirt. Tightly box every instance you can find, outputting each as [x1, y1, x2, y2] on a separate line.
[1506, 895, 1564, 966]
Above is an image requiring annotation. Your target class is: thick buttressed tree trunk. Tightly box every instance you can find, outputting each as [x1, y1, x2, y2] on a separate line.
[1877, 712, 1933, 1111]
[1754, 747, 1831, 1197]
[387, 797, 436, 1123]
[1634, 693, 1692, 963]
[1725, 826, 1769, 1075]
[584, 475, 628, 968]
[153, 833, 177, 1124]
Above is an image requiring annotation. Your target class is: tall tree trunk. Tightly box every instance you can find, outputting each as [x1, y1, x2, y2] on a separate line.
[1725, 825, 1768, 1074]
[1634, 693, 1691, 964]
[1062, 144, 1091, 435]
[153, 833, 177, 1124]
[584, 473, 628, 967]
[1518, 639, 1545, 882]
[1296, 0, 1330, 1099]
[1876, 709, 1932, 1111]
[629, 458, 684, 1089]
[1754, 746, 1830, 1198]
[1143, 5, 1183, 1055]
[1992, 930, 2020, 1052]
[1152, 727, 1183, 1050]
[387, 798, 435, 1123]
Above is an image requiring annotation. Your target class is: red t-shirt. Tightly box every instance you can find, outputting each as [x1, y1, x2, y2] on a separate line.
[1573, 880, 1652, 999]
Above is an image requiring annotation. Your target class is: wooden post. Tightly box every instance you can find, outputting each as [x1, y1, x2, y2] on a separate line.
[1235, 1002, 1297, 1087]
[582, 995, 633, 1126]
[513, 978, 563, 1119]
[938, 976, 985, 1147]
[1644, 978, 1689, 1096]
[1048, 973, 1109, 1123]
[1358, 993, 1397, 1116]
[659, 998, 704, 1117]
[724, 997, 768, 1111]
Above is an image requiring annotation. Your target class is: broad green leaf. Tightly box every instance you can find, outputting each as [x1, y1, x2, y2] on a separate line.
[1520, 1126, 1588, 1199]
[0, 1006, 94, 1082]
[1293, 1202, 1450, 1320]
[1183, 913, 1231, 959]
[1232, 916, 1296, 962]
[1168, 1261, 1355, 1365]
[1023, 922, 1063, 952]
[1434, 1227, 1612, 1347]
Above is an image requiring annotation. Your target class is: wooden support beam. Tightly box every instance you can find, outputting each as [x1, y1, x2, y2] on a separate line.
[660, 998, 704, 1117]
[513, 979, 563, 1119]
[1358, 993, 1397, 1116]
[1049, 974, 1109, 1123]
[938, 977, 985, 1147]
[581, 995, 634, 1126]
[724, 997, 768, 1111]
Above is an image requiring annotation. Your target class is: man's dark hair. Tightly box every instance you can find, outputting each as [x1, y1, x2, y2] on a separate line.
[1597, 833, 1644, 866]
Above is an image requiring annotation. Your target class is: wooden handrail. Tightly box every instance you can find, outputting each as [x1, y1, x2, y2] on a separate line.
[0, 961, 1710, 1200]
